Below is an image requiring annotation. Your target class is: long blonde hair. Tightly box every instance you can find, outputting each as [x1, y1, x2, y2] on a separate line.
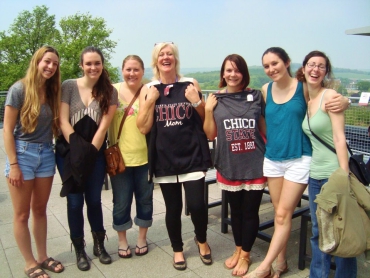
[20, 46, 61, 137]
[151, 42, 181, 80]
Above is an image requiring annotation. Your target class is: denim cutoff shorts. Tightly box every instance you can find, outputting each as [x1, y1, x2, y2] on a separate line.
[4, 140, 55, 180]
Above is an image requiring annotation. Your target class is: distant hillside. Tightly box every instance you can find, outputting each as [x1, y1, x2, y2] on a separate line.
[185, 64, 370, 90]
[116, 65, 370, 89]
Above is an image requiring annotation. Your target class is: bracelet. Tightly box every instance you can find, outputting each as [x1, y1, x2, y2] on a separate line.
[10, 162, 18, 165]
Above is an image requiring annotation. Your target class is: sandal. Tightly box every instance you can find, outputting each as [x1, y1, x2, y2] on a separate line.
[40, 257, 64, 273]
[232, 256, 251, 277]
[135, 243, 148, 256]
[25, 265, 49, 278]
[194, 236, 212, 265]
[224, 250, 241, 269]
[273, 260, 288, 277]
[243, 267, 274, 278]
[118, 246, 132, 258]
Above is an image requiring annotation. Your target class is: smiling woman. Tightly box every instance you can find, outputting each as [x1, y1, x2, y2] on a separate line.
[137, 42, 212, 271]
[55, 46, 118, 271]
[3, 46, 64, 278]
[107, 55, 154, 259]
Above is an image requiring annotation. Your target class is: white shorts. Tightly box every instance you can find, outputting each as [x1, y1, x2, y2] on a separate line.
[263, 156, 311, 184]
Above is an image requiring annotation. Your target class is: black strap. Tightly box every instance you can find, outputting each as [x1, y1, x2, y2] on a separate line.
[306, 111, 353, 156]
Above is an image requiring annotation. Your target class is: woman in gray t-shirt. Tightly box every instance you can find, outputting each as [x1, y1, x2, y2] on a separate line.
[4, 46, 64, 277]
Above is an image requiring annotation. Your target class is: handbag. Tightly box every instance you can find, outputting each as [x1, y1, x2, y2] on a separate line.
[306, 111, 370, 185]
[104, 85, 143, 176]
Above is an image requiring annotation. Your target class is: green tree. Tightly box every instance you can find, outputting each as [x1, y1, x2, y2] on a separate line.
[56, 13, 119, 82]
[357, 81, 370, 92]
[0, 5, 58, 90]
[337, 85, 348, 96]
[0, 6, 119, 90]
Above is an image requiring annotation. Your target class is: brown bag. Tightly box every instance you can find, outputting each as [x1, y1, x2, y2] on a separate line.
[104, 85, 142, 176]
[104, 143, 125, 176]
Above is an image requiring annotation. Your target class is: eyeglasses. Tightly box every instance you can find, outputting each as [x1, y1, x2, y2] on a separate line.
[154, 41, 174, 47]
[306, 62, 326, 71]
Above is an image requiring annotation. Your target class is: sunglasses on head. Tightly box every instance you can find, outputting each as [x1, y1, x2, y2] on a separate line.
[154, 41, 174, 47]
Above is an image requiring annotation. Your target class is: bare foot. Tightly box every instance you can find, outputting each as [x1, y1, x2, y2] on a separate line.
[118, 245, 131, 257]
[174, 252, 185, 263]
[232, 256, 250, 276]
[224, 250, 241, 269]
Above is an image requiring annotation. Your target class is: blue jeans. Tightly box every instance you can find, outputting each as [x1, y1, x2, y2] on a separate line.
[56, 148, 106, 239]
[110, 164, 153, 231]
[308, 177, 357, 278]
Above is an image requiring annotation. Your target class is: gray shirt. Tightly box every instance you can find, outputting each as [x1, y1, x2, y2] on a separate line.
[5, 81, 53, 143]
[61, 79, 118, 128]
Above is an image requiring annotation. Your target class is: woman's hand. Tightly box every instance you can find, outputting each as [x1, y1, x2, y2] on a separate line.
[147, 86, 160, 102]
[205, 94, 218, 112]
[185, 84, 201, 103]
[8, 165, 24, 187]
[325, 93, 349, 112]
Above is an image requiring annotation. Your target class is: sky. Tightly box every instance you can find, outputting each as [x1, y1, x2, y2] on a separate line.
[0, 0, 370, 72]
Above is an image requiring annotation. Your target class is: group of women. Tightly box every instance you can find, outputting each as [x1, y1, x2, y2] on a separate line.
[4, 41, 355, 278]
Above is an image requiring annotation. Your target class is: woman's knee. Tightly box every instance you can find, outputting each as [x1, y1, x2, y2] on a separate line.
[14, 211, 31, 223]
[274, 209, 293, 226]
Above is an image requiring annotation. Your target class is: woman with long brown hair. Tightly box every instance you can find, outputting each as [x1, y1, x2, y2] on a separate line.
[56, 46, 118, 271]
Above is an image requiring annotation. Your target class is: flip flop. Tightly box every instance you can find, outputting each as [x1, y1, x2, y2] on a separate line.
[135, 243, 148, 256]
[118, 246, 132, 258]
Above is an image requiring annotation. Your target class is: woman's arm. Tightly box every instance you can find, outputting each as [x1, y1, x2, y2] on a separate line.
[137, 85, 159, 134]
[59, 102, 75, 143]
[203, 94, 218, 140]
[261, 83, 268, 102]
[185, 79, 205, 121]
[3, 106, 24, 186]
[91, 104, 117, 150]
[325, 90, 349, 173]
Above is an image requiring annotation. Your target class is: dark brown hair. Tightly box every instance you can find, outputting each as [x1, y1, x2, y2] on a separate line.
[295, 50, 333, 87]
[219, 54, 250, 89]
[80, 46, 112, 114]
[262, 47, 292, 77]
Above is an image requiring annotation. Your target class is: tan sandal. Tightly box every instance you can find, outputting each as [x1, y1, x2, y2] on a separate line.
[232, 256, 251, 277]
[224, 250, 241, 269]
[243, 267, 274, 278]
[273, 260, 288, 277]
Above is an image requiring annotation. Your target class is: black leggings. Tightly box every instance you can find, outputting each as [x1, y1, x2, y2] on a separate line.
[160, 177, 207, 252]
[225, 189, 263, 252]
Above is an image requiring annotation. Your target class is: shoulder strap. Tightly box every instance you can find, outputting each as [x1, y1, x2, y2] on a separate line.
[306, 110, 353, 156]
[116, 84, 143, 142]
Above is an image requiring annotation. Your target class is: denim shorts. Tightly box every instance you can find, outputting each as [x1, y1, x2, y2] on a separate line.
[4, 140, 56, 180]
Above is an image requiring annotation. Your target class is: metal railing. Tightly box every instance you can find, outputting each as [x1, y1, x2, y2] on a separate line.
[1, 91, 369, 156]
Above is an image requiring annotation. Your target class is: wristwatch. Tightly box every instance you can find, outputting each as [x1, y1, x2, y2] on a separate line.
[192, 99, 202, 108]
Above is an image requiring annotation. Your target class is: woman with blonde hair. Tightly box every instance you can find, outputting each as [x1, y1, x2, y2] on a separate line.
[137, 42, 212, 270]
[4, 46, 63, 278]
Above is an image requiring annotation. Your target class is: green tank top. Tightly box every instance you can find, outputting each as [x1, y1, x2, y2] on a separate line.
[302, 90, 340, 179]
